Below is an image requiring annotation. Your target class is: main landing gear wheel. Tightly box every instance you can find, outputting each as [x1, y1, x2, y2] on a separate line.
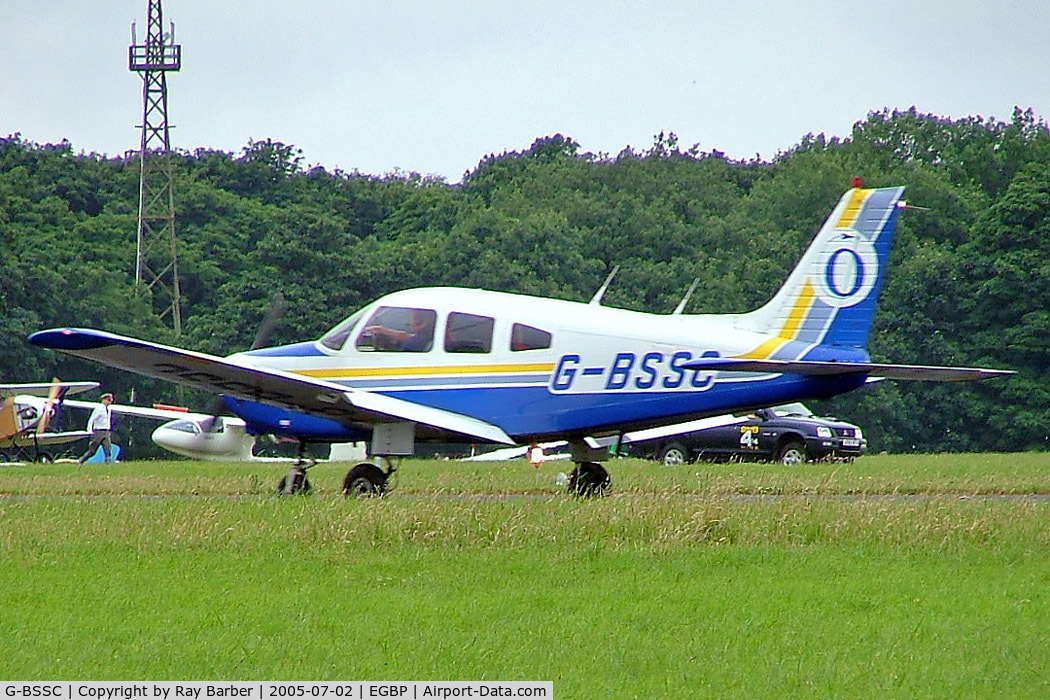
[342, 463, 388, 497]
[568, 462, 610, 497]
[277, 467, 312, 495]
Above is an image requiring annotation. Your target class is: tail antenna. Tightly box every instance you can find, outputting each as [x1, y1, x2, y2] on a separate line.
[589, 265, 620, 306]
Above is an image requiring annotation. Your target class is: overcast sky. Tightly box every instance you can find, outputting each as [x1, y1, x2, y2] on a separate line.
[3, 1, 1049, 183]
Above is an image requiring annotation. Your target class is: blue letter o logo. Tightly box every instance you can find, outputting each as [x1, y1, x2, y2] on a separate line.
[825, 248, 864, 297]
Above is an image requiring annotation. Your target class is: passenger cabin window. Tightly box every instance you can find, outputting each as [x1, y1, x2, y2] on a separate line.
[356, 306, 436, 352]
[510, 323, 552, 351]
[445, 312, 494, 353]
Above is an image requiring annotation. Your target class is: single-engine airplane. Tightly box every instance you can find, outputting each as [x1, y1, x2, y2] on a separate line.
[0, 380, 99, 462]
[28, 184, 1013, 494]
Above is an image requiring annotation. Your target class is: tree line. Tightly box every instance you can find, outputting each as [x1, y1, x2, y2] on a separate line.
[3, 107, 1049, 455]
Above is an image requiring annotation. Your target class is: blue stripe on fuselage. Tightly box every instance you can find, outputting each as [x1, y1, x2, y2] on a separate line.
[222, 343, 869, 441]
[220, 373, 865, 443]
[377, 373, 867, 439]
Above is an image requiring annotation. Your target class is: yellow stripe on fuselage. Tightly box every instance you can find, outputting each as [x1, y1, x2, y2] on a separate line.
[296, 362, 554, 380]
[836, 188, 871, 229]
[739, 335, 790, 361]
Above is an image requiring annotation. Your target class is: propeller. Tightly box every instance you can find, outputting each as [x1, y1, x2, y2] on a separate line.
[251, 292, 289, 350]
[34, 377, 63, 435]
[205, 293, 289, 433]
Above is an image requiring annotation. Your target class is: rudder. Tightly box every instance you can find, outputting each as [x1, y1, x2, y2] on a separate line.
[736, 186, 905, 359]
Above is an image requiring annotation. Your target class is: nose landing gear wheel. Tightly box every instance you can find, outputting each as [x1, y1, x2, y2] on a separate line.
[277, 467, 312, 495]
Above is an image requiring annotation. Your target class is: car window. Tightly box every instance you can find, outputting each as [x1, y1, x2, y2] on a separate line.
[445, 312, 494, 353]
[771, 403, 813, 418]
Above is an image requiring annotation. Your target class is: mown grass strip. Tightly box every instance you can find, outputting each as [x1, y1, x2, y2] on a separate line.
[3, 453, 1050, 497]
[0, 454, 1047, 697]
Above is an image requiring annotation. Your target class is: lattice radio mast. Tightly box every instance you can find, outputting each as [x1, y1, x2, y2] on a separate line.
[129, 0, 182, 335]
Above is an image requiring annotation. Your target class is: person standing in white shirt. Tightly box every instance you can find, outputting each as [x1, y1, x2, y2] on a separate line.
[78, 392, 115, 464]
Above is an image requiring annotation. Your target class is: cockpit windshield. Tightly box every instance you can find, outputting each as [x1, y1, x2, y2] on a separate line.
[318, 308, 366, 351]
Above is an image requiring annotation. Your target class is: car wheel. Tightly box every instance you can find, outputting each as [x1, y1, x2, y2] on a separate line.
[659, 442, 689, 466]
[777, 440, 806, 466]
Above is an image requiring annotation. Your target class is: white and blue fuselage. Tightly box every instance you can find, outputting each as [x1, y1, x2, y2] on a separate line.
[228, 287, 869, 443]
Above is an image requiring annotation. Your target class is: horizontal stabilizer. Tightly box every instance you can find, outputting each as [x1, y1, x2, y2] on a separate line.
[683, 357, 1014, 382]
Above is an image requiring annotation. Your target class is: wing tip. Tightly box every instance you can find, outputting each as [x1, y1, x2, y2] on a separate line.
[28, 328, 114, 351]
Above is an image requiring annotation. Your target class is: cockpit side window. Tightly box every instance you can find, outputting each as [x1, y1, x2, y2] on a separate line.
[319, 309, 365, 351]
[510, 323, 552, 351]
[445, 312, 494, 353]
[356, 306, 436, 352]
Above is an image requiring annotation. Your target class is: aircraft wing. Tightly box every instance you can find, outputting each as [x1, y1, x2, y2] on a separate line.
[61, 399, 225, 424]
[28, 328, 515, 445]
[683, 357, 1015, 382]
[1, 430, 93, 448]
[0, 381, 99, 399]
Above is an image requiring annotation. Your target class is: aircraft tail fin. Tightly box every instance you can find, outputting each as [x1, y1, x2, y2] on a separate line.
[0, 398, 18, 440]
[736, 186, 905, 360]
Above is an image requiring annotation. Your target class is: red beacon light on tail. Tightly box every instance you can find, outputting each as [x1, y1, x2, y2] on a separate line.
[852, 177, 908, 208]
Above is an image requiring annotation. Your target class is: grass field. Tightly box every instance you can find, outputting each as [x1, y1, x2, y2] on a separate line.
[1, 454, 1048, 698]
